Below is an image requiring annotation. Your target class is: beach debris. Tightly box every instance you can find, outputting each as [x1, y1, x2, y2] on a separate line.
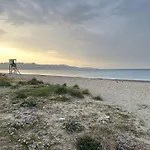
[58, 118, 66, 122]
[97, 115, 110, 124]
[138, 104, 148, 110]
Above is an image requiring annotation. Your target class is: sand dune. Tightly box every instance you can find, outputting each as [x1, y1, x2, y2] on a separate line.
[9, 74, 150, 130]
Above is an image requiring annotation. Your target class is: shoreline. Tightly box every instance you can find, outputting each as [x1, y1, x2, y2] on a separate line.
[5, 73, 150, 83]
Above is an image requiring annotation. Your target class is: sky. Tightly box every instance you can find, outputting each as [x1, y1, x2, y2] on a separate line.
[0, 0, 150, 69]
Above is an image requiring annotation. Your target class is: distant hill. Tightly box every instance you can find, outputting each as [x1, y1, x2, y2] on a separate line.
[0, 63, 100, 71]
[1, 63, 149, 70]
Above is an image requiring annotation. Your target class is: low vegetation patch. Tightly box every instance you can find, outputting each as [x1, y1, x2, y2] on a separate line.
[73, 84, 80, 89]
[82, 89, 90, 95]
[15, 93, 27, 99]
[15, 86, 52, 98]
[0, 81, 11, 87]
[62, 83, 67, 87]
[51, 96, 70, 102]
[55, 85, 85, 98]
[55, 86, 68, 94]
[68, 88, 84, 98]
[28, 78, 44, 85]
[63, 120, 84, 133]
[93, 96, 103, 101]
[0, 74, 12, 87]
[17, 78, 44, 86]
[14, 82, 89, 102]
[10, 84, 20, 89]
[76, 136, 102, 150]
[20, 98, 37, 107]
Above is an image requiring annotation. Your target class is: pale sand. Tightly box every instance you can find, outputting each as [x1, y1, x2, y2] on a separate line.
[8, 74, 150, 129]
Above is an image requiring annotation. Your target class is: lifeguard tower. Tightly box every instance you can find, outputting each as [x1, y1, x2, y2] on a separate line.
[9, 59, 21, 74]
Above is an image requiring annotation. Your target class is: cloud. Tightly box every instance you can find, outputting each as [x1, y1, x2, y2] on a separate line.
[0, 0, 150, 68]
[0, 0, 125, 24]
[0, 29, 6, 35]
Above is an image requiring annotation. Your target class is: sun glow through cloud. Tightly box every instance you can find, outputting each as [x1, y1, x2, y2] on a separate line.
[0, 47, 18, 57]
[0, 0, 150, 68]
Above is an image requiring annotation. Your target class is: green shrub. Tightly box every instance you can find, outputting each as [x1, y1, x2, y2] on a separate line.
[0, 81, 11, 87]
[62, 83, 67, 87]
[15, 86, 51, 98]
[52, 96, 70, 102]
[63, 120, 84, 133]
[93, 96, 103, 101]
[73, 84, 80, 89]
[17, 81, 27, 85]
[10, 85, 19, 89]
[55, 86, 67, 95]
[20, 98, 37, 107]
[15, 93, 27, 99]
[28, 78, 43, 85]
[76, 136, 102, 150]
[82, 89, 90, 95]
[69, 88, 84, 98]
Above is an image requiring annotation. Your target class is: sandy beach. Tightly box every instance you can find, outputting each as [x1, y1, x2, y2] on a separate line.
[0, 73, 150, 149]
[8, 74, 150, 129]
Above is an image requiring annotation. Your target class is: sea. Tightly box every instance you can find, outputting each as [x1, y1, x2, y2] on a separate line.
[1, 69, 150, 81]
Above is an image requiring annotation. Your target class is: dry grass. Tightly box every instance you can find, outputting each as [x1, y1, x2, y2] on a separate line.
[0, 75, 13, 87]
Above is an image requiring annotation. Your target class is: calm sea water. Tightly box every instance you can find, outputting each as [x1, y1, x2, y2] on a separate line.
[1, 69, 150, 81]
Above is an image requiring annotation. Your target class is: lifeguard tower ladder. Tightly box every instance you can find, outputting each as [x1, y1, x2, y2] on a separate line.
[9, 59, 21, 74]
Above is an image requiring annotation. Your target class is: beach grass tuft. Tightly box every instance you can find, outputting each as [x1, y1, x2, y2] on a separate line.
[68, 88, 84, 98]
[82, 89, 90, 95]
[15, 86, 52, 98]
[20, 98, 37, 107]
[27, 78, 44, 85]
[0, 81, 11, 87]
[15, 93, 27, 99]
[0, 75, 12, 87]
[17, 78, 43, 86]
[63, 119, 84, 133]
[51, 96, 70, 102]
[73, 84, 80, 89]
[55, 86, 68, 95]
[62, 83, 67, 87]
[76, 136, 102, 150]
[93, 96, 103, 101]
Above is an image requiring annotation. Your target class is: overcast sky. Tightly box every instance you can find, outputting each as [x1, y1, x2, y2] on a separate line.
[0, 0, 150, 68]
